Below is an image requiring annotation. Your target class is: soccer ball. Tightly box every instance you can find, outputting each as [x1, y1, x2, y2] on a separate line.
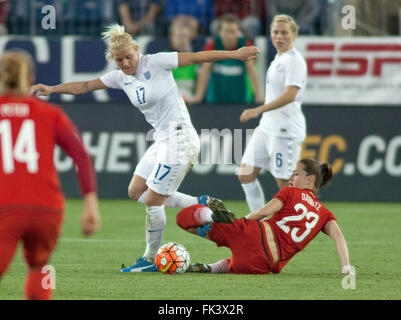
[155, 242, 190, 274]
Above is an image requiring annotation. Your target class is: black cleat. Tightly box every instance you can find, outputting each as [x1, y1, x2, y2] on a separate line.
[207, 198, 236, 223]
[187, 263, 211, 273]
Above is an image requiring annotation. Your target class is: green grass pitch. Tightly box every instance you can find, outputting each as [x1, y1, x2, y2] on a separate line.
[1, 200, 400, 300]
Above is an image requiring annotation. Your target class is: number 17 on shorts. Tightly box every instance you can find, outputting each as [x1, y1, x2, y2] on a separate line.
[147, 161, 190, 196]
[153, 163, 171, 184]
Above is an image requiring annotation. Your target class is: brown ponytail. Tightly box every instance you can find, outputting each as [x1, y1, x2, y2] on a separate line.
[299, 159, 333, 191]
[0, 50, 34, 95]
[319, 162, 333, 188]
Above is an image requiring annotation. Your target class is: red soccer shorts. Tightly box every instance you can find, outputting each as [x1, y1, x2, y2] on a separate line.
[209, 218, 275, 274]
[0, 210, 64, 276]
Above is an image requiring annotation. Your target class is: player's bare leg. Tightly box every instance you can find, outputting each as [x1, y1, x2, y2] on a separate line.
[275, 178, 289, 189]
[237, 164, 261, 183]
[127, 174, 148, 201]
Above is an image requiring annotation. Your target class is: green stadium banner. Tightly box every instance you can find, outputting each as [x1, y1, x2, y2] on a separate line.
[57, 102, 401, 202]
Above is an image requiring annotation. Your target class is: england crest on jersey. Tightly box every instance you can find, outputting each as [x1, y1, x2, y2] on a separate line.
[144, 71, 151, 80]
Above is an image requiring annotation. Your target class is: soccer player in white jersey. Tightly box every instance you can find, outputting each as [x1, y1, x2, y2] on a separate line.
[30, 24, 260, 272]
[237, 14, 307, 212]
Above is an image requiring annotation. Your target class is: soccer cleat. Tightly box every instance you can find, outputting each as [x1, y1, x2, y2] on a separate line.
[187, 263, 211, 273]
[120, 257, 158, 272]
[207, 198, 236, 223]
[197, 195, 210, 206]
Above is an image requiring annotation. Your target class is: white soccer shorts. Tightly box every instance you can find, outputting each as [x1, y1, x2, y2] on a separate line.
[241, 127, 304, 180]
[134, 129, 200, 196]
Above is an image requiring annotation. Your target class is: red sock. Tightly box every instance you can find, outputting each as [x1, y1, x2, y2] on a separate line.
[176, 204, 208, 229]
[25, 269, 52, 300]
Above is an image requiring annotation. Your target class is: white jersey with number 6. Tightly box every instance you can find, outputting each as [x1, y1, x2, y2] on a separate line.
[259, 47, 307, 139]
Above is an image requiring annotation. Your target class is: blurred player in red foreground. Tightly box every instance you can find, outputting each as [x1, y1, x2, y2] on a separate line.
[177, 159, 354, 275]
[0, 50, 100, 299]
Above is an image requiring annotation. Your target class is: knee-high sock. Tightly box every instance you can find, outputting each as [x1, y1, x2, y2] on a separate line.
[165, 191, 198, 208]
[25, 269, 52, 300]
[137, 191, 197, 208]
[241, 179, 265, 212]
[176, 204, 213, 230]
[143, 205, 166, 261]
[209, 258, 230, 274]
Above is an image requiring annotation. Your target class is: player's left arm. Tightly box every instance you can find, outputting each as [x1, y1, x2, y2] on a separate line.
[57, 124, 101, 236]
[323, 220, 353, 275]
[245, 198, 283, 220]
[177, 46, 260, 67]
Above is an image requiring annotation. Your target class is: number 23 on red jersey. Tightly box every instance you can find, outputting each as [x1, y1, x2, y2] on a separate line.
[276, 203, 320, 243]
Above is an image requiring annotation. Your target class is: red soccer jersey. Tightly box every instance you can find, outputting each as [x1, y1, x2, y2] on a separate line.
[0, 95, 96, 213]
[267, 187, 336, 273]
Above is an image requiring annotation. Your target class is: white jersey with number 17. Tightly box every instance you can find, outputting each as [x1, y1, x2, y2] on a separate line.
[100, 52, 197, 142]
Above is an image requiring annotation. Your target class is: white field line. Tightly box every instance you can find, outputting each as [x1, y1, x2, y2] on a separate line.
[59, 238, 205, 244]
[60, 238, 129, 242]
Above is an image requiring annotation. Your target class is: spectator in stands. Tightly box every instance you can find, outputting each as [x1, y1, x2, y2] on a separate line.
[386, 0, 401, 35]
[117, 0, 163, 36]
[0, 0, 9, 35]
[64, 0, 112, 36]
[186, 14, 264, 105]
[315, 0, 335, 36]
[266, 0, 318, 35]
[5, 0, 28, 34]
[168, 19, 198, 99]
[210, 0, 265, 40]
[164, 0, 214, 37]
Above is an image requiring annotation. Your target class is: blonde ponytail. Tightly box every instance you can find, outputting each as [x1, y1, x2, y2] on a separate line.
[102, 24, 140, 60]
[0, 50, 34, 95]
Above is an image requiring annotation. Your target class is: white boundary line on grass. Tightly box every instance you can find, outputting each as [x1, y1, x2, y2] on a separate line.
[59, 238, 128, 242]
[59, 238, 212, 244]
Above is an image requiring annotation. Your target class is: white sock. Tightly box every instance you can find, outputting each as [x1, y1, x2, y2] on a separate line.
[136, 190, 197, 208]
[137, 191, 147, 204]
[209, 258, 230, 273]
[241, 179, 265, 212]
[194, 206, 213, 225]
[164, 191, 198, 208]
[143, 205, 166, 261]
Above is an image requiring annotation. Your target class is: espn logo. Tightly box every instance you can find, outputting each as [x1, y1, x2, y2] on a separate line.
[306, 44, 401, 77]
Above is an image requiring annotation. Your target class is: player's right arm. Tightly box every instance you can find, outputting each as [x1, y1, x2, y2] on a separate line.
[29, 78, 107, 96]
[323, 220, 353, 275]
[240, 86, 299, 122]
[245, 198, 283, 220]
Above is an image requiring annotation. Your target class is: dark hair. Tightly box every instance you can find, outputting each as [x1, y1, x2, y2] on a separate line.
[299, 159, 333, 190]
[218, 13, 240, 30]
